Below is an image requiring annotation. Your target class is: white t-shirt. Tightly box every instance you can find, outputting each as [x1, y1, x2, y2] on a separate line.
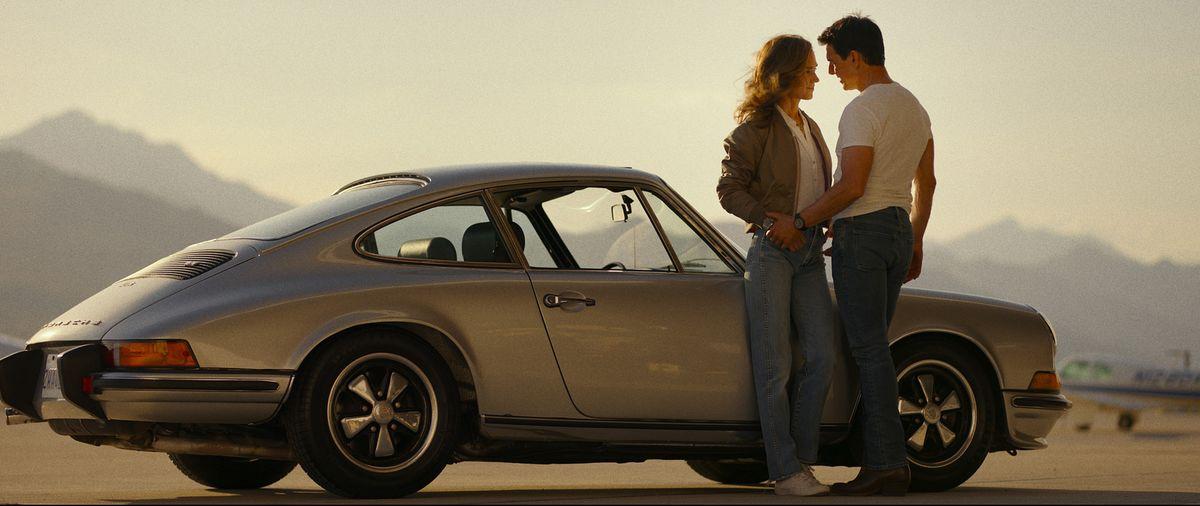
[833, 82, 932, 221]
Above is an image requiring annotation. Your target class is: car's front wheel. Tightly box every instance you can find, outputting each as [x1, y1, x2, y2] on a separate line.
[686, 459, 768, 485]
[168, 454, 296, 490]
[284, 332, 459, 498]
[893, 342, 996, 492]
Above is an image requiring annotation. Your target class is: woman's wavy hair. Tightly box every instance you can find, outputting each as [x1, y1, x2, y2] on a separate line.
[735, 35, 813, 124]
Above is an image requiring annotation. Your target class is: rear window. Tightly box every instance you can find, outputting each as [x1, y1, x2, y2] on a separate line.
[221, 182, 422, 241]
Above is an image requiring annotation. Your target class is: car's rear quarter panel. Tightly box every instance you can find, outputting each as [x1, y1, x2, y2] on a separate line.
[105, 216, 581, 420]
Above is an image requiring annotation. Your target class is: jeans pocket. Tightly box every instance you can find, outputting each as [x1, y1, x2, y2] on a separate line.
[850, 232, 890, 271]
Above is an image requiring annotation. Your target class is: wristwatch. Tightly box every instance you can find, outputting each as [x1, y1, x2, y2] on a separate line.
[793, 214, 809, 232]
[762, 216, 776, 230]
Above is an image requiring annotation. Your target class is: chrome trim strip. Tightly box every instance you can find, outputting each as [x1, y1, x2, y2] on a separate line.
[483, 415, 851, 433]
[92, 378, 278, 392]
[1010, 394, 1072, 410]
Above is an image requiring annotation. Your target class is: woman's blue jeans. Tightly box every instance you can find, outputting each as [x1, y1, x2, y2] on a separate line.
[831, 206, 913, 470]
[744, 227, 837, 480]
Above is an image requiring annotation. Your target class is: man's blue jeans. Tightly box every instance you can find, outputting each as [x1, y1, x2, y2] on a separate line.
[744, 227, 837, 481]
[831, 207, 913, 470]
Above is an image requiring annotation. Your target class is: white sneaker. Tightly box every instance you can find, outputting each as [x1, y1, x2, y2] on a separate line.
[774, 466, 830, 496]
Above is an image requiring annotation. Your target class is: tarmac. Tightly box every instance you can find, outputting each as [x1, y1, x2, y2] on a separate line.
[1, 409, 1198, 504]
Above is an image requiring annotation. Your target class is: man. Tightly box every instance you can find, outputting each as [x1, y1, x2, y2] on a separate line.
[793, 14, 937, 496]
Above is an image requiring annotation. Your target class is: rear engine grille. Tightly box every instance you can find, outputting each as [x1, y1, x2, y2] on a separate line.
[122, 249, 235, 281]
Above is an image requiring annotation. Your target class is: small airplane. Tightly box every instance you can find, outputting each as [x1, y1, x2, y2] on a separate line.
[1058, 350, 1199, 431]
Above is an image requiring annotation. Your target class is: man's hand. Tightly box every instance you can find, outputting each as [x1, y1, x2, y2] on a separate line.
[904, 243, 923, 283]
[764, 211, 805, 252]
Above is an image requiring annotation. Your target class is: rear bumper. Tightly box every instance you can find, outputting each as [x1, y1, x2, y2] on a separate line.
[1003, 390, 1072, 450]
[1, 345, 292, 425]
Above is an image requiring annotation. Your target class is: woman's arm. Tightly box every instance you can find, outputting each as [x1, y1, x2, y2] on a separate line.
[716, 124, 768, 227]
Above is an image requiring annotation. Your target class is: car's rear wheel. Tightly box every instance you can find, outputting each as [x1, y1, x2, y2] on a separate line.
[893, 342, 996, 492]
[686, 459, 768, 485]
[284, 332, 459, 498]
[168, 453, 296, 490]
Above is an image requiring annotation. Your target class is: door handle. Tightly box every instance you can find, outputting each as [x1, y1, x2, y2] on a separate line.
[543, 293, 596, 308]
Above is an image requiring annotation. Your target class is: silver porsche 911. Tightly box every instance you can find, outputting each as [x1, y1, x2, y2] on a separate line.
[0, 164, 1070, 498]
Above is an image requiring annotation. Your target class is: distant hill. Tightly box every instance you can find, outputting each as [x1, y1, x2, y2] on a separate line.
[708, 215, 1200, 363]
[0, 150, 237, 338]
[0, 333, 21, 357]
[0, 334, 22, 358]
[0, 110, 293, 226]
[939, 217, 1121, 266]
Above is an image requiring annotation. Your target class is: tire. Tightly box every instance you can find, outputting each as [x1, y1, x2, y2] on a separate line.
[892, 342, 996, 492]
[168, 453, 296, 490]
[284, 331, 459, 498]
[1117, 412, 1137, 431]
[686, 459, 768, 485]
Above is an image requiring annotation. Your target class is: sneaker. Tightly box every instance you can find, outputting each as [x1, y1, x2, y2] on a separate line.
[775, 466, 830, 496]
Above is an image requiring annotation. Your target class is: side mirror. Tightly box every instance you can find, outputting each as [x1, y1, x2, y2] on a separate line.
[611, 195, 634, 222]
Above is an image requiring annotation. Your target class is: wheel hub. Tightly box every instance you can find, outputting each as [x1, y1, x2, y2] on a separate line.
[922, 404, 940, 425]
[372, 402, 395, 425]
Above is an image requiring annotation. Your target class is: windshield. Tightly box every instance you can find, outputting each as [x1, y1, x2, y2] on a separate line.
[221, 182, 423, 241]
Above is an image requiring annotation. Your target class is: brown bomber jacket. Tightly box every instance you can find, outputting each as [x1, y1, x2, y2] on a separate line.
[716, 107, 832, 232]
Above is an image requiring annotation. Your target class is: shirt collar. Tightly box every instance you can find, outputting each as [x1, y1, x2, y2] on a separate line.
[775, 104, 807, 135]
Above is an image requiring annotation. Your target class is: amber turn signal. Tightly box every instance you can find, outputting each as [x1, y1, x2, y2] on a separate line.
[1028, 371, 1061, 392]
[109, 340, 198, 368]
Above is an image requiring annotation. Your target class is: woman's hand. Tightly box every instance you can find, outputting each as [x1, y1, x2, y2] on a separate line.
[764, 211, 805, 252]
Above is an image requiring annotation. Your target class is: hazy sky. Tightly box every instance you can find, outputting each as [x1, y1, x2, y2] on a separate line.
[3, 1, 1199, 263]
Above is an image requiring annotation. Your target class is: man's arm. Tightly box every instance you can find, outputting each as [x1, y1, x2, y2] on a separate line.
[797, 145, 874, 227]
[905, 138, 936, 282]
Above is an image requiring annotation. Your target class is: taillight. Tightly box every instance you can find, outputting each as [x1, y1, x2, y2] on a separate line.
[108, 340, 198, 368]
[1028, 371, 1062, 392]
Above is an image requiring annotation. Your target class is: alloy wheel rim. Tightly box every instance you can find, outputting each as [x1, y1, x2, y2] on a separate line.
[896, 359, 978, 469]
[326, 352, 438, 472]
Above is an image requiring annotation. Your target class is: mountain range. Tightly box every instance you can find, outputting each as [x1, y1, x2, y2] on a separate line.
[0, 110, 293, 226]
[0, 150, 237, 337]
[0, 110, 1196, 366]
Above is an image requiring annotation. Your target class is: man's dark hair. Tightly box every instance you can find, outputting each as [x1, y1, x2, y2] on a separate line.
[818, 14, 885, 66]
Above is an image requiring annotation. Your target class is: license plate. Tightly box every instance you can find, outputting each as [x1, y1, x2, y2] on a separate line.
[41, 354, 62, 400]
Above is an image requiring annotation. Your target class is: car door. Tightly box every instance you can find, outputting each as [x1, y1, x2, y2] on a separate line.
[491, 184, 756, 421]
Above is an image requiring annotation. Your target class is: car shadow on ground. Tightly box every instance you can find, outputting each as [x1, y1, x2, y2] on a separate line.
[107, 486, 1200, 504]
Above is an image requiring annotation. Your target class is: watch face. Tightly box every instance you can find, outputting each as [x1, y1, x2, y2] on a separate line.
[794, 217, 805, 230]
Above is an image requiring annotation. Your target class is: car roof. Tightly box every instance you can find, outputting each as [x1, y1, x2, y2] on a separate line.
[338, 163, 664, 195]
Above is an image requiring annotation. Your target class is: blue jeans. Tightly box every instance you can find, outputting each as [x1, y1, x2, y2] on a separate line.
[745, 227, 837, 480]
[831, 207, 913, 470]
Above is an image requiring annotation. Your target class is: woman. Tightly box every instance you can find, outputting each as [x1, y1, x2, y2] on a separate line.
[716, 34, 837, 497]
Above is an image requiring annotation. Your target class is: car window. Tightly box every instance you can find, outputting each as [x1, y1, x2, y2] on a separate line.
[361, 196, 513, 264]
[223, 182, 422, 241]
[495, 186, 674, 271]
[505, 208, 556, 268]
[642, 191, 733, 274]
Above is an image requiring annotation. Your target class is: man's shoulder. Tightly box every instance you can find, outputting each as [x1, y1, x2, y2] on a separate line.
[845, 84, 927, 122]
[839, 95, 880, 127]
